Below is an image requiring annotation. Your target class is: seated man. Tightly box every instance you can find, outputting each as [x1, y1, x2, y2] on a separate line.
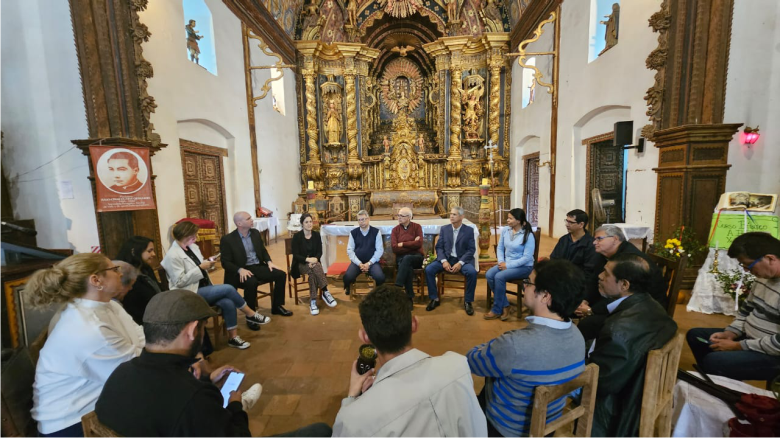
[344, 210, 386, 294]
[425, 206, 478, 315]
[467, 259, 586, 437]
[391, 207, 424, 303]
[587, 254, 677, 437]
[332, 285, 486, 436]
[549, 209, 596, 272]
[221, 211, 292, 319]
[95, 290, 260, 436]
[687, 232, 780, 383]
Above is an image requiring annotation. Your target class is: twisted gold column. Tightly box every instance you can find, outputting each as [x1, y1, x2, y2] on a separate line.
[303, 70, 323, 189]
[488, 57, 501, 146]
[345, 73, 363, 189]
[447, 65, 463, 187]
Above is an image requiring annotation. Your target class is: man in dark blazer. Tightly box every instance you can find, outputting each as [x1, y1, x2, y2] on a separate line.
[220, 211, 292, 320]
[424, 206, 478, 315]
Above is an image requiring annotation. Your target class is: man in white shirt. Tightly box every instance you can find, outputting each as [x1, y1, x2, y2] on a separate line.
[344, 210, 386, 294]
[332, 284, 487, 437]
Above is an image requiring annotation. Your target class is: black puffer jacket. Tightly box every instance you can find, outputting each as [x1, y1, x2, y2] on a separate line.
[586, 293, 678, 437]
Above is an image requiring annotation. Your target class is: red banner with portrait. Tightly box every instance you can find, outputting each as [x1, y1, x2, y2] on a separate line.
[90, 145, 156, 212]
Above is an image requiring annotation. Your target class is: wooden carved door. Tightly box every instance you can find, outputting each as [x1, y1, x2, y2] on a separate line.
[523, 154, 540, 227]
[180, 140, 228, 253]
[587, 137, 624, 232]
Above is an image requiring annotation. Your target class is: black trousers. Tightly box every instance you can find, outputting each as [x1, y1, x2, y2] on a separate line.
[239, 264, 287, 310]
[395, 254, 423, 298]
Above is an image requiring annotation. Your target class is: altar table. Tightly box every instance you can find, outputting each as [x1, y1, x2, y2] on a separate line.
[671, 373, 774, 437]
[320, 219, 480, 272]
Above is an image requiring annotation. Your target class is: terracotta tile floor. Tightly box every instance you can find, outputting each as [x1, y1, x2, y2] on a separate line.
[207, 233, 739, 436]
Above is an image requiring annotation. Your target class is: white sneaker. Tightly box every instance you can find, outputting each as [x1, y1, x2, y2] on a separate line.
[228, 336, 250, 349]
[310, 300, 320, 315]
[241, 383, 263, 411]
[322, 290, 338, 308]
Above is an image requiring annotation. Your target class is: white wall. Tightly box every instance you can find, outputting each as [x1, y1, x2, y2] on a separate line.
[510, 0, 661, 237]
[1, 0, 99, 253]
[724, 0, 780, 196]
[139, 0, 299, 245]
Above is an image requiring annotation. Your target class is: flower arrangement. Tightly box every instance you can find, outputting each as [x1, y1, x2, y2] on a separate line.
[715, 268, 754, 306]
[649, 226, 707, 263]
[422, 251, 436, 268]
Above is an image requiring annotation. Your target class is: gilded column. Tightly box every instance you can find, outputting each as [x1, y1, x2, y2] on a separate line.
[303, 68, 323, 189]
[488, 51, 502, 146]
[447, 54, 463, 187]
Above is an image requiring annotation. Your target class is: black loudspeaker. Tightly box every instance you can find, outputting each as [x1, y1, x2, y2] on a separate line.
[613, 121, 633, 147]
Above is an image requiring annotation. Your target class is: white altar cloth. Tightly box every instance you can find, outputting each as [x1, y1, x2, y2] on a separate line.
[320, 219, 480, 272]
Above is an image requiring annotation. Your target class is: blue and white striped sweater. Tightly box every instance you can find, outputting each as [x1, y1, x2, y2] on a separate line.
[467, 316, 586, 436]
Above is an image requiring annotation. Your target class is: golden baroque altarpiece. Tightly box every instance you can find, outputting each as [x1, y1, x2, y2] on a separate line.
[290, 0, 516, 222]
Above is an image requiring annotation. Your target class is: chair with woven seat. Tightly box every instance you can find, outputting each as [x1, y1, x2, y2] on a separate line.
[529, 362, 600, 437]
[82, 411, 121, 437]
[638, 334, 684, 437]
[486, 228, 542, 316]
[647, 253, 688, 317]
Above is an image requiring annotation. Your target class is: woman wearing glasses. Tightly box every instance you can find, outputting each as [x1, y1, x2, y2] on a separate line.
[484, 208, 536, 320]
[28, 253, 145, 436]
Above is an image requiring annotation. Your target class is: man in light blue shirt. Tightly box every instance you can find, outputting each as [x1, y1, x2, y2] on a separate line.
[344, 210, 386, 294]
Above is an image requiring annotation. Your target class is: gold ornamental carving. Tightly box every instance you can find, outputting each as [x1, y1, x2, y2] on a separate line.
[388, 143, 420, 190]
[380, 58, 424, 115]
[450, 66, 463, 158]
[304, 72, 320, 163]
[488, 54, 502, 146]
[511, 12, 558, 100]
[345, 74, 358, 159]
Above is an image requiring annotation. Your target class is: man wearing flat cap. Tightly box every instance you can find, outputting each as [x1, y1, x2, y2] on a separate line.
[96, 289, 259, 437]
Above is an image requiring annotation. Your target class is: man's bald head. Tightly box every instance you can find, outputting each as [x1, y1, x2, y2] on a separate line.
[233, 211, 253, 230]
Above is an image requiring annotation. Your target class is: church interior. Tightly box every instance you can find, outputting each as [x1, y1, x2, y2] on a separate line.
[2, 0, 779, 436]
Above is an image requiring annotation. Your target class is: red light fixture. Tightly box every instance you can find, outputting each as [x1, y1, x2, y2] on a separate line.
[743, 126, 760, 145]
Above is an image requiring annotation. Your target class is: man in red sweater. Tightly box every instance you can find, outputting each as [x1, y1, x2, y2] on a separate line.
[391, 207, 425, 304]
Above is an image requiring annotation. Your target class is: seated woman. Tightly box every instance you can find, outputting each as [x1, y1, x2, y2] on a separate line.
[484, 208, 536, 320]
[29, 253, 145, 437]
[290, 213, 336, 316]
[160, 221, 268, 350]
[115, 236, 162, 325]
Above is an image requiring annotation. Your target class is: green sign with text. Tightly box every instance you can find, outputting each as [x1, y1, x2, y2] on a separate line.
[709, 213, 779, 249]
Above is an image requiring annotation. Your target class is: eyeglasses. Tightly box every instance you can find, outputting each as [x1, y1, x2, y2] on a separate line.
[564, 219, 579, 225]
[594, 236, 615, 242]
[740, 256, 764, 270]
[398, 214, 411, 218]
[96, 266, 121, 274]
[522, 279, 535, 288]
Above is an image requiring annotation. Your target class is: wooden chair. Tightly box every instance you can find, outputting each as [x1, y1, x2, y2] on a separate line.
[486, 228, 542, 316]
[208, 306, 228, 348]
[437, 262, 478, 302]
[647, 253, 688, 318]
[284, 237, 324, 305]
[638, 334, 684, 437]
[82, 411, 121, 437]
[529, 363, 600, 437]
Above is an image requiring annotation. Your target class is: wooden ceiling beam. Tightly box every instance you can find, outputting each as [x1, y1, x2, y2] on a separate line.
[222, 0, 296, 65]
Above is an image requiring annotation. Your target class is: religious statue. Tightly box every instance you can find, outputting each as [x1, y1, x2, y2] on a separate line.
[391, 45, 416, 57]
[301, 2, 325, 40]
[345, 0, 358, 28]
[383, 135, 391, 154]
[599, 3, 620, 55]
[527, 78, 536, 105]
[480, 0, 503, 32]
[462, 79, 485, 140]
[446, 0, 462, 22]
[415, 133, 425, 152]
[325, 100, 342, 145]
[185, 20, 204, 65]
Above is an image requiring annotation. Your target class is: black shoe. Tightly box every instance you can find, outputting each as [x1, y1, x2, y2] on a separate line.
[246, 321, 261, 331]
[409, 297, 415, 310]
[344, 285, 350, 296]
[272, 306, 293, 316]
[464, 302, 474, 316]
[426, 300, 440, 311]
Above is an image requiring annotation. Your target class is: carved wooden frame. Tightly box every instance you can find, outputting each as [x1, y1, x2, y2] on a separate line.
[179, 139, 230, 236]
[3, 278, 27, 348]
[521, 151, 540, 219]
[582, 132, 614, 232]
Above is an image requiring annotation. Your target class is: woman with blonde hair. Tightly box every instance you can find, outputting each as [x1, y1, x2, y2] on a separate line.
[161, 220, 268, 350]
[29, 253, 145, 437]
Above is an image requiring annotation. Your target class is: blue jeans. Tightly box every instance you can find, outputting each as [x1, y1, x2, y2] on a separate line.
[343, 262, 386, 290]
[486, 264, 533, 315]
[686, 327, 780, 382]
[197, 284, 246, 330]
[425, 256, 477, 303]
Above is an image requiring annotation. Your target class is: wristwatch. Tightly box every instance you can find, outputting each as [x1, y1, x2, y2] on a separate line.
[586, 308, 593, 316]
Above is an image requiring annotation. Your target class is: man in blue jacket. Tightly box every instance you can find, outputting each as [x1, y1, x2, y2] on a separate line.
[425, 206, 477, 315]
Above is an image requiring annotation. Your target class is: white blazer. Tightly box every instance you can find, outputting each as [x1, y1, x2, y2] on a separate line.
[159, 242, 209, 293]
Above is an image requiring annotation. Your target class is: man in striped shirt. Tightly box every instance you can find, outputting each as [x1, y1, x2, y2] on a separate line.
[687, 232, 780, 383]
[467, 259, 586, 437]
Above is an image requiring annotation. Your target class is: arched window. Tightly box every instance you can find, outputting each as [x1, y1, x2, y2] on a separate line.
[588, 0, 620, 63]
[271, 68, 286, 115]
[521, 57, 536, 109]
[183, 0, 218, 75]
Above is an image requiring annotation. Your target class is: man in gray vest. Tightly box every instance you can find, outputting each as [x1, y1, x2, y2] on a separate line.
[344, 210, 386, 294]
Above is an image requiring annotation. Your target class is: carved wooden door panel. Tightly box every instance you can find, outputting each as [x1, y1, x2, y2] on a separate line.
[588, 139, 624, 231]
[524, 156, 540, 227]
[181, 146, 227, 248]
